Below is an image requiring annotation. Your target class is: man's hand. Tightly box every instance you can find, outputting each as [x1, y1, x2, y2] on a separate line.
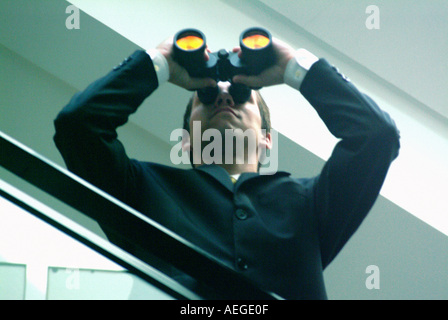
[232, 37, 296, 88]
[156, 37, 216, 90]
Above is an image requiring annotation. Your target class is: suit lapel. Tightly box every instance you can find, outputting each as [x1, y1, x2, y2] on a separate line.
[237, 171, 291, 188]
[195, 165, 291, 192]
[195, 165, 234, 192]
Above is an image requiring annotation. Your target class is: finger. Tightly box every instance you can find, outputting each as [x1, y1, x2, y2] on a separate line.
[204, 45, 211, 62]
[232, 74, 263, 88]
[188, 77, 217, 90]
[232, 46, 244, 58]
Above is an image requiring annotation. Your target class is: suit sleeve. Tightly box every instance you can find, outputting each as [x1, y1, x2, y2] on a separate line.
[299, 59, 400, 268]
[53, 50, 158, 203]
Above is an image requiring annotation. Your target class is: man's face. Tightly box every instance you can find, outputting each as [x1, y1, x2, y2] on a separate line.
[183, 82, 272, 165]
[191, 82, 260, 133]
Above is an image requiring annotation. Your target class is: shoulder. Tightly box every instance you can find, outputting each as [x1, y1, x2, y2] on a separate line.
[129, 160, 199, 184]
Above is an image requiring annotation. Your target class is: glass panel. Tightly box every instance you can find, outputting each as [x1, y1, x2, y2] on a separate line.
[0, 195, 174, 300]
[46, 267, 172, 300]
[0, 263, 26, 300]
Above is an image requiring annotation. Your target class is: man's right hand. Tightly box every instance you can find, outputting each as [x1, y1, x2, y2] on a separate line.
[156, 37, 216, 91]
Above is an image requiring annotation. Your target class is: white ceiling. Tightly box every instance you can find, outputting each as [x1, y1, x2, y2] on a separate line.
[1, 0, 446, 128]
[259, 0, 448, 120]
[64, 0, 448, 121]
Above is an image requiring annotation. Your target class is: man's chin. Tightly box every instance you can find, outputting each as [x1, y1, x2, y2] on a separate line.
[204, 122, 237, 135]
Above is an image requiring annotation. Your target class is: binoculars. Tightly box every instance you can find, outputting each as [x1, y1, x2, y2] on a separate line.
[173, 27, 275, 104]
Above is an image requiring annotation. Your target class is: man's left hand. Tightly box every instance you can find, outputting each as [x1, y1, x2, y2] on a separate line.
[232, 37, 296, 88]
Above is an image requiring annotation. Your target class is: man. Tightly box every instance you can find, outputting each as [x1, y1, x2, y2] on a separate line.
[54, 32, 400, 299]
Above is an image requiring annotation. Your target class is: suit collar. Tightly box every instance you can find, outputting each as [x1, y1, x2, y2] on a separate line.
[195, 165, 234, 192]
[195, 164, 291, 192]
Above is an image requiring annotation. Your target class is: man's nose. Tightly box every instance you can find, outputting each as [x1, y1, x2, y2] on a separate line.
[214, 89, 235, 108]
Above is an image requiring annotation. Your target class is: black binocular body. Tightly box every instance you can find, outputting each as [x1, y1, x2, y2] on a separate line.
[173, 27, 275, 104]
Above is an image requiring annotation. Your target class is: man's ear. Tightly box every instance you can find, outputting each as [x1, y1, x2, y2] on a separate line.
[260, 132, 272, 150]
[258, 131, 272, 163]
[182, 131, 199, 167]
[182, 130, 191, 153]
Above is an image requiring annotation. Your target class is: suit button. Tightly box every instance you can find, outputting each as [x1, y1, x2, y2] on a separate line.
[236, 258, 248, 271]
[235, 209, 248, 220]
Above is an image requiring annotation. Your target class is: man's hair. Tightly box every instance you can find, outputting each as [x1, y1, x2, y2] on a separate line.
[182, 90, 271, 134]
[182, 90, 271, 170]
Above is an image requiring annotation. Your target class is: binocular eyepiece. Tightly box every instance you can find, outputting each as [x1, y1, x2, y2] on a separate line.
[173, 27, 275, 104]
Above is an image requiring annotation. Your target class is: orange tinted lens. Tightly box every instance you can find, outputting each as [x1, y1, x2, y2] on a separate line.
[176, 36, 204, 50]
[242, 34, 270, 49]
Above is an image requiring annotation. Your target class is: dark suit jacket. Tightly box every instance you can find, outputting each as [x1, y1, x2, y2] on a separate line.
[54, 50, 400, 299]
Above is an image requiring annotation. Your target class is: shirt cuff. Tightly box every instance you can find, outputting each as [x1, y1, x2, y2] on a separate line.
[284, 49, 319, 90]
[147, 49, 170, 85]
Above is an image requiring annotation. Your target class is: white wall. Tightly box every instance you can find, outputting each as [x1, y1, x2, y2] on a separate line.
[0, 44, 179, 168]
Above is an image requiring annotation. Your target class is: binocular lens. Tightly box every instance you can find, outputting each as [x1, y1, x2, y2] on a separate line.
[197, 87, 217, 105]
[242, 34, 270, 50]
[229, 83, 252, 104]
[173, 27, 274, 92]
[173, 29, 208, 77]
[176, 35, 204, 51]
